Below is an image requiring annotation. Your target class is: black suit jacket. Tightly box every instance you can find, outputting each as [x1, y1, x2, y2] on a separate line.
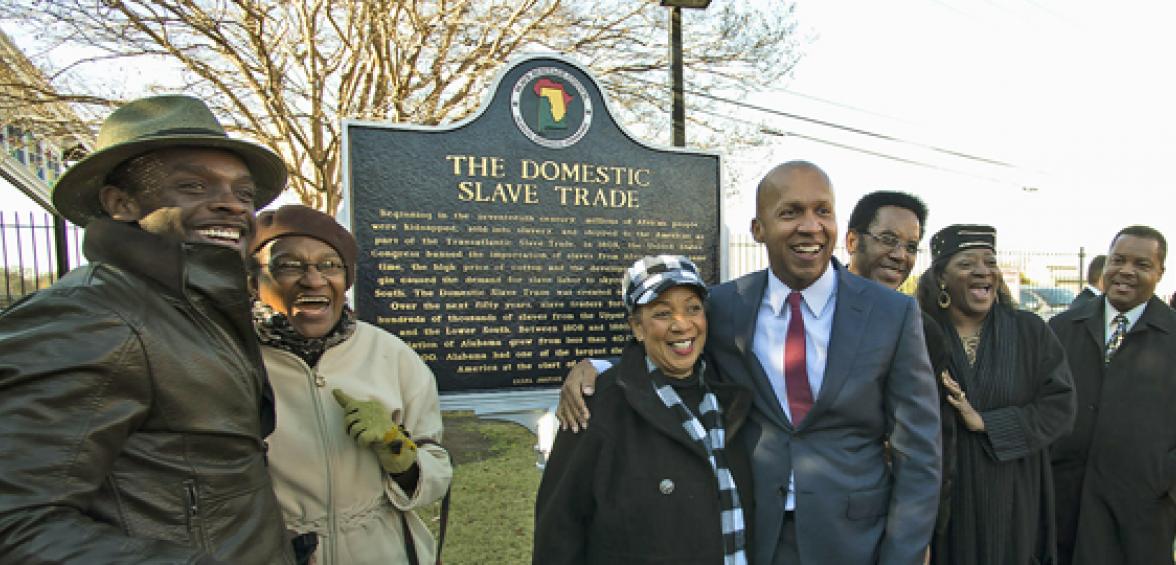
[1069, 287, 1098, 309]
[1049, 296, 1176, 564]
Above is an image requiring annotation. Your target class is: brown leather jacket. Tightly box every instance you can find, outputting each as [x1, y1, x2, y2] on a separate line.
[0, 219, 294, 564]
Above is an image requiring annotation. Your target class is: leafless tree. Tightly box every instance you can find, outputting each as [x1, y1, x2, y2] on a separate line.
[1, 0, 803, 212]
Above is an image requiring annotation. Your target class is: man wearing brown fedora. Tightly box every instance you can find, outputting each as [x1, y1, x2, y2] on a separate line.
[0, 95, 295, 564]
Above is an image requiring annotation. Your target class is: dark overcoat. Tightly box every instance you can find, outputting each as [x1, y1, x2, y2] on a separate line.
[1068, 288, 1099, 310]
[1049, 296, 1176, 565]
[533, 340, 754, 565]
[929, 306, 1075, 565]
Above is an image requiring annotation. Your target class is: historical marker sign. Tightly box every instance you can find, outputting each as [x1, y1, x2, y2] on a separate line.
[346, 55, 720, 392]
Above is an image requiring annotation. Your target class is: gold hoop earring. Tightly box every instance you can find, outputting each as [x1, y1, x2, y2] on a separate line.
[937, 283, 952, 309]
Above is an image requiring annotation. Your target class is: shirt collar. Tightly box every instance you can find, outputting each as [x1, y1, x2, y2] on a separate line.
[765, 261, 838, 317]
[1104, 297, 1148, 333]
[1084, 284, 1103, 296]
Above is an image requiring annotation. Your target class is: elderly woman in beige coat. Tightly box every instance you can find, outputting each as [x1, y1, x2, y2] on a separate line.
[249, 205, 451, 565]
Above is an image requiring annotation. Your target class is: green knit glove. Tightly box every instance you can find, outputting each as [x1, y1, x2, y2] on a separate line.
[332, 389, 417, 474]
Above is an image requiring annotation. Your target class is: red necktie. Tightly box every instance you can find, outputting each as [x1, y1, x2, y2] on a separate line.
[785, 292, 814, 424]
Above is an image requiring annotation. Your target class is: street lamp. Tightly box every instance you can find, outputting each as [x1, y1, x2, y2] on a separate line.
[661, 0, 711, 147]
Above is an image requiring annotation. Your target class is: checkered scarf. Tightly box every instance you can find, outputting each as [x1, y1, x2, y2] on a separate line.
[652, 370, 748, 565]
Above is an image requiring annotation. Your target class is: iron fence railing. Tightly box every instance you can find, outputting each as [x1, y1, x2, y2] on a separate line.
[0, 212, 1090, 311]
[1, 211, 83, 309]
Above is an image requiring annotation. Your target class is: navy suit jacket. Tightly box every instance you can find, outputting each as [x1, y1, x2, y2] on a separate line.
[705, 261, 941, 565]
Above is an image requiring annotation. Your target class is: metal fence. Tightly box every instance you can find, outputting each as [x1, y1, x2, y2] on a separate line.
[0, 213, 1088, 311]
[1, 211, 83, 309]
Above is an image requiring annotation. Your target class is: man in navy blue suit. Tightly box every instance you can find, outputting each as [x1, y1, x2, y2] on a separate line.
[559, 161, 941, 564]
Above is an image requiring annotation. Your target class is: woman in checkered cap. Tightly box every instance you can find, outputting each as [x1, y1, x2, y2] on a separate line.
[534, 255, 754, 565]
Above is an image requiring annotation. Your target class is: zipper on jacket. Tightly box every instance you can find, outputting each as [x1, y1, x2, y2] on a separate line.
[201, 312, 260, 389]
[185, 297, 264, 408]
[308, 363, 338, 565]
[190, 306, 275, 448]
[184, 479, 205, 546]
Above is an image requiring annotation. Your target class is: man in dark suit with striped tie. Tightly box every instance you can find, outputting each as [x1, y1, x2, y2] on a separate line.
[1050, 225, 1176, 564]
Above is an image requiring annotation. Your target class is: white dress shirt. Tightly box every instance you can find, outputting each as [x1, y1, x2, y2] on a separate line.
[751, 262, 838, 510]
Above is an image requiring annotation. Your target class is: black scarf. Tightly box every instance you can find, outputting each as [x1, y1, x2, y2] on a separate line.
[252, 301, 356, 367]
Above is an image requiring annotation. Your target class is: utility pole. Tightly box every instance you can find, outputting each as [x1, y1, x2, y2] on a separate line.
[662, 1, 711, 148]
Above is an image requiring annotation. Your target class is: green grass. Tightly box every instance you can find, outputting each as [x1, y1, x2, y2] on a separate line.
[420, 413, 1176, 564]
[423, 411, 541, 564]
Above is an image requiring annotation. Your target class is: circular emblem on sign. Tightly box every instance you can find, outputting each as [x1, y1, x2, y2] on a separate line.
[511, 66, 593, 149]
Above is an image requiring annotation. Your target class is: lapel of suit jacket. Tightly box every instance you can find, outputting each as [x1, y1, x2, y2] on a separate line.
[1124, 296, 1175, 343]
[802, 261, 868, 429]
[731, 269, 791, 430]
[1075, 294, 1105, 357]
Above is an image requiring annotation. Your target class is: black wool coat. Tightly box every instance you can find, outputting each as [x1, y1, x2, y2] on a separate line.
[1050, 296, 1176, 565]
[928, 306, 1075, 565]
[1069, 287, 1099, 310]
[922, 312, 957, 538]
[533, 340, 754, 565]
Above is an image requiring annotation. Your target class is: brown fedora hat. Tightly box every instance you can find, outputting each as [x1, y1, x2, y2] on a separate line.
[52, 94, 288, 226]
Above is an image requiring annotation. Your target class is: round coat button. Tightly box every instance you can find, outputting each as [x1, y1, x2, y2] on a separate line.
[659, 479, 675, 495]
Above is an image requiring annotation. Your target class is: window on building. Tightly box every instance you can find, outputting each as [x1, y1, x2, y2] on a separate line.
[6, 126, 28, 165]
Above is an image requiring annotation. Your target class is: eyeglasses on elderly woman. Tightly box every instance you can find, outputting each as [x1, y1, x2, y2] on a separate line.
[267, 258, 347, 279]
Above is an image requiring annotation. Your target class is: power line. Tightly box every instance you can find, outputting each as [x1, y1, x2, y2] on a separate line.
[627, 74, 1022, 170]
[920, 0, 973, 19]
[696, 87, 1020, 169]
[1019, 0, 1086, 31]
[689, 105, 1016, 186]
[768, 88, 919, 126]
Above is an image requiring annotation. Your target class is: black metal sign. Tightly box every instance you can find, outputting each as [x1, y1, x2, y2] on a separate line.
[346, 55, 719, 392]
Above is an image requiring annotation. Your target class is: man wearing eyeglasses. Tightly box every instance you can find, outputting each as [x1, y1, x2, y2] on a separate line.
[844, 191, 924, 289]
[844, 190, 956, 556]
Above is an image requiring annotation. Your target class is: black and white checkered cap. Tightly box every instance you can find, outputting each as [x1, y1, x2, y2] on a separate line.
[621, 255, 708, 313]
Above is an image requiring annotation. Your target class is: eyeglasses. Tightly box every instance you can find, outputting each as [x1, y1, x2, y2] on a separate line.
[862, 231, 920, 255]
[268, 258, 347, 279]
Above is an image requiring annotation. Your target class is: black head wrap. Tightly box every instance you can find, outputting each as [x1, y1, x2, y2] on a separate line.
[931, 224, 996, 263]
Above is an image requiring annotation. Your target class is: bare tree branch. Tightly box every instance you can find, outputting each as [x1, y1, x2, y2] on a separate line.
[0, 0, 804, 211]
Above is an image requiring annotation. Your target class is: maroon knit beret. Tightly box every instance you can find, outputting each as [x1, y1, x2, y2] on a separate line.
[251, 204, 358, 288]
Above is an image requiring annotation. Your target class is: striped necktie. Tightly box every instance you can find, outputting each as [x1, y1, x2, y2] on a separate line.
[1105, 314, 1128, 365]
